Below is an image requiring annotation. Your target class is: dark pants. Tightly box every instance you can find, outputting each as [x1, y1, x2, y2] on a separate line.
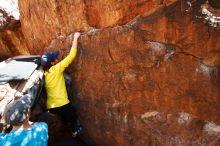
[49, 103, 78, 132]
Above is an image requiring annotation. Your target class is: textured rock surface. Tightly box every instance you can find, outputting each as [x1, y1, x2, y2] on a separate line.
[0, 0, 220, 146]
[0, 0, 25, 59]
[0, 0, 19, 30]
[0, 27, 29, 59]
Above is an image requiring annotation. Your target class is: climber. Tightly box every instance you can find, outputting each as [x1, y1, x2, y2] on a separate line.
[41, 32, 82, 138]
[0, 90, 48, 146]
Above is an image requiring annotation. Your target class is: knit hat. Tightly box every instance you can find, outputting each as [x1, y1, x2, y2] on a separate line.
[4, 95, 32, 125]
[41, 50, 59, 66]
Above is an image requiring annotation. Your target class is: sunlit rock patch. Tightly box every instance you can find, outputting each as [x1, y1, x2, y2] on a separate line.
[0, 0, 19, 30]
[200, 2, 220, 28]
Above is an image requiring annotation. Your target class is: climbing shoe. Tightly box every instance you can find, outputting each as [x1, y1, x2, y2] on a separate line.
[72, 126, 82, 138]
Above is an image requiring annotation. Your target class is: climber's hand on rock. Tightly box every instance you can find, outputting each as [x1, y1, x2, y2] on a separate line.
[73, 32, 81, 40]
[72, 32, 81, 48]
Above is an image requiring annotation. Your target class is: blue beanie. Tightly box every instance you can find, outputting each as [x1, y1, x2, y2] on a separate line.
[41, 50, 59, 66]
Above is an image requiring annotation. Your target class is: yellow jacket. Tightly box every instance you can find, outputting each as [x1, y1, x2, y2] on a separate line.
[44, 47, 77, 109]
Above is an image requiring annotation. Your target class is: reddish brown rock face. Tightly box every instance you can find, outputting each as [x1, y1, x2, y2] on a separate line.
[209, 0, 220, 8]
[17, 0, 177, 54]
[73, 1, 220, 145]
[84, 0, 176, 28]
[18, 0, 89, 54]
[0, 27, 29, 59]
[0, 0, 220, 145]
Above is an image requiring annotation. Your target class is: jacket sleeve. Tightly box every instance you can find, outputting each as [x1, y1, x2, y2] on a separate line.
[56, 47, 77, 72]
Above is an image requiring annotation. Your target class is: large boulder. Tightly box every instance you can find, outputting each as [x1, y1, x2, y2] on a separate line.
[0, 0, 220, 145]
